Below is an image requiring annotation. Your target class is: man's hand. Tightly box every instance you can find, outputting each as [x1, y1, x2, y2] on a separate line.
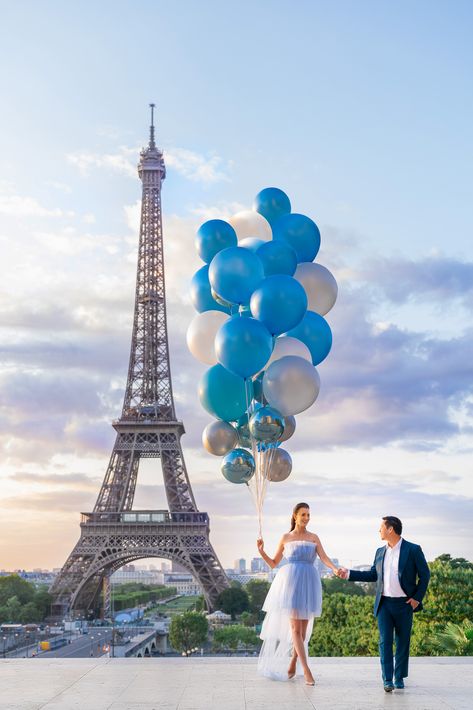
[406, 598, 419, 610]
[336, 567, 349, 580]
[257, 538, 264, 554]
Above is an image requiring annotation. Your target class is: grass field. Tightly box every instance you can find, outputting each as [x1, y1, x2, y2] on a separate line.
[146, 595, 200, 616]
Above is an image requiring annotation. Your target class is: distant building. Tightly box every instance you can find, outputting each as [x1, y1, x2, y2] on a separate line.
[234, 558, 246, 573]
[251, 557, 269, 573]
[205, 610, 232, 627]
[163, 573, 201, 596]
[111, 567, 164, 586]
[227, 571, 269, 585]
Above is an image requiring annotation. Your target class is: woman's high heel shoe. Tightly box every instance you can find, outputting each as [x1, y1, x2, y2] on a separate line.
[304, 673, 315, 686]
[288, 671, 296, 679]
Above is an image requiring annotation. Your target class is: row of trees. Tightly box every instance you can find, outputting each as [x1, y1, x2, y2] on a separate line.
[112, 583, 177, 611]
[0, 576, 52, 624]
[309, 555, 473, 656]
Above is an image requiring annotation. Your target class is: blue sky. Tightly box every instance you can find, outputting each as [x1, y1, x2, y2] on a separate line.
[0, 1, 472, 571]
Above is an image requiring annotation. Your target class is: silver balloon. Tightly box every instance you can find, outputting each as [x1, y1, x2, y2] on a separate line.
[267, 448, 292, 482]
[263, 355, 321, 416]
[249, 406, 284, 443]
[202, 420, 238, 456]
[279, 415, 296, 443]
[237, 422, 252, 448]
[221, 448, 255, 484]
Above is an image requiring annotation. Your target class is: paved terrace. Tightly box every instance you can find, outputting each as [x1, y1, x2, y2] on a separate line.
[0, 657, 471, 710]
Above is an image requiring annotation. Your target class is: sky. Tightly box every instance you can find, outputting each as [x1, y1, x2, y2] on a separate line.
[0, 0, 472, 573]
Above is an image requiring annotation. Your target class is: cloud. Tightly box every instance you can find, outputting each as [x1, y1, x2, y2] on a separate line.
[67, 145, 232, 184]
[357, 255, 473, 308]
[0, 193, 66, 218]
[165, 147, 231, 184]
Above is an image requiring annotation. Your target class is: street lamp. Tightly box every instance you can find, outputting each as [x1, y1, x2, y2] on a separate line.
[2, 636, 6, 658]
[26, 631, 30, 658]
[90, 635, 95, 657]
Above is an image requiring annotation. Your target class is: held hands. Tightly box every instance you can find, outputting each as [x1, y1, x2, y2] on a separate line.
[336, 567, 349, 580]
[257, 538, 264, 554]
[406, 598, 419, 610]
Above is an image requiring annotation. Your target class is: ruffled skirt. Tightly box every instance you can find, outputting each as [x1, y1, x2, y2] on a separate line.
[258, 562, 322, 681]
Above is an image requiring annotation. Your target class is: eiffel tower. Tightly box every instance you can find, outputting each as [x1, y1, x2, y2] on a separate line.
[50, 106, 228, 618]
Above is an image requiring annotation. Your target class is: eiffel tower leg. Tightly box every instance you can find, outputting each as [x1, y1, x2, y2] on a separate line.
[102, 575, 111, 620]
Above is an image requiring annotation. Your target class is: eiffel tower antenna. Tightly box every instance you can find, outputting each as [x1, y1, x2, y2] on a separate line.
[50, 108, 228, 618]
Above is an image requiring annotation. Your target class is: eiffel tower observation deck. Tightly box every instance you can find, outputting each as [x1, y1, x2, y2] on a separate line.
[50, 106, 228, 618]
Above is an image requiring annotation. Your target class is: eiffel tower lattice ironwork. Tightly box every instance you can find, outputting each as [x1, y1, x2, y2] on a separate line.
[50, 106, 228, 618]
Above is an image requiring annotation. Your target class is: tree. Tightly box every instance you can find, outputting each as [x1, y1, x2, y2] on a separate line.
[308, 594, 378, 657]
[239, 611, 256, 627]
[245, 580, 270, 620]
[429, 620, 473, 656]
[212, 624, 260, 652]
[215, 587, 250, 620]
[33, 587, 52, 620]
[410, 557, 473, 655]
[168, 612, 208, 654]
[1, 596, 23, 623]
[194, 595, 206, 612]
[20, 602, 40, 623]
[0, 576, 34, 606]
[434, 554, 473, 571]
[322, 577, 366, 597]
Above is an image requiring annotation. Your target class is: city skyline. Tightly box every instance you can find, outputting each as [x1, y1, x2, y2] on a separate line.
[0, 1, 472, 573]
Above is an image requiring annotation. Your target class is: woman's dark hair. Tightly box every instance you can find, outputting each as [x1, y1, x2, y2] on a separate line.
[383, 516, 402, 535]
[290, 502, 310, 531]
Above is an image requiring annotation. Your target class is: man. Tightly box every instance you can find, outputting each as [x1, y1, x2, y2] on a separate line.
[337, 516, 430, 692]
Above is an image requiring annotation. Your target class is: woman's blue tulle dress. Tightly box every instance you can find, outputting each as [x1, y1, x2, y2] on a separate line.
[258, 540, 322, 680]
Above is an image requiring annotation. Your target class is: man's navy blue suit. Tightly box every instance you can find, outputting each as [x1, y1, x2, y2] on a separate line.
[349, 539, 430, 683]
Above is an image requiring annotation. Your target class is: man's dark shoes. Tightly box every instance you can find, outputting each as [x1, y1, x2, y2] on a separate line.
[383, 681, 394, 692]
[394, 679, 405, 689]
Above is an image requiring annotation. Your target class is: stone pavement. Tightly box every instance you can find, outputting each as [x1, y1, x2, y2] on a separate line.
[0, 657, 471, 710]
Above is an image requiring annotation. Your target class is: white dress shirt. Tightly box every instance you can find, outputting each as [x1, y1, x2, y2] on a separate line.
[383, 537, 406, 596]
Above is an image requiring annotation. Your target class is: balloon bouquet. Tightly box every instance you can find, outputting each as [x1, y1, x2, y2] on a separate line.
[187, 188, 337, 536]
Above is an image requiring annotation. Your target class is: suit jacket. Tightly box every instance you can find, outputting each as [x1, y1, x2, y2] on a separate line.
[349, 539, 430, 616]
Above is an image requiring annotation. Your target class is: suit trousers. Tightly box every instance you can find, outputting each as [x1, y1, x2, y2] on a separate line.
[377, 596, 413, 682]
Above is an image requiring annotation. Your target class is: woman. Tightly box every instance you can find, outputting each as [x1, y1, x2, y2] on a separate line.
[256, 502, 339, 684]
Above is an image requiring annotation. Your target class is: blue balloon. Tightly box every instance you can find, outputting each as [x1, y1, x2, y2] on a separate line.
[257, 240, 298, 277]
[198, 364, 249, 421]
[285, 310, 332, 365]
[254, 187, 291, 225]
[209, 247, 264, 305]
[272, 213, 321, 263]
[250, 275, 308, 336]
[215, 316, 273, 378]
[196, 219, 238, 263]
[190, 265, 230, 314]
[221, 448, 255, 484]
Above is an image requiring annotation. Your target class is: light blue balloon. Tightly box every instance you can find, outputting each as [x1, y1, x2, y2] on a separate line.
[215, 316, 273, 378]
[272, 213, 321, 263]
[221, 448, 255, 484]
[254, 187, 291, 225]
[196, 219, 238, 263]
[257, 240, 298, 277]
[250, 275, 307, 336]
[249, 406, 284, 443]
[190, 265, 231, 314]
[209, 246, 265, 305]
[286, 310, 332, 365]
[198, 364, 249, 421]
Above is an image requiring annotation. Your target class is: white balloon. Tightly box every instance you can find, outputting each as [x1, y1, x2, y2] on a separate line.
[229, 210, 272, 242]
[263, 355, 320, 416]
[186, 311, 229, 364]
[266, 336, 312, 369]
[294, 262, 338, 316]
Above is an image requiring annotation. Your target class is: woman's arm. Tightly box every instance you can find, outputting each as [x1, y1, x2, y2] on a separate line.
[257, 537, 285, 569]
[314, 536, 339, 573]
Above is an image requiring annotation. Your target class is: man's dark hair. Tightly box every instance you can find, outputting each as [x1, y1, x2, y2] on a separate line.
[383, 516, 402, 535]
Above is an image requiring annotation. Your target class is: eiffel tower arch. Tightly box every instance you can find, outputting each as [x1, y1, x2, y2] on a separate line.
[50, 107, 229, 618]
